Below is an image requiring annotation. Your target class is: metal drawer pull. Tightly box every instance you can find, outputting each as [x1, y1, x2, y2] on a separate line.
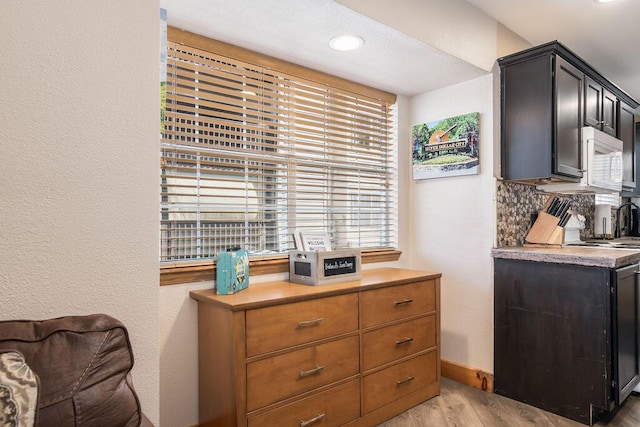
[394, 298, 413, 306]
[299, 365, 325, 378]
[300, 413, 326, 427]
[395, 337, 414, 345]
[396, 376, 414, 386]
[297, 318, 323, 328]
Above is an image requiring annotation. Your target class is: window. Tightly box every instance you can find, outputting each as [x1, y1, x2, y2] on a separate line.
[161, 32, 397, 267]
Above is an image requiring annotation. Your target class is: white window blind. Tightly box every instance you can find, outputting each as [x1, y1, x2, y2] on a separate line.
[161, 41, 397, 262]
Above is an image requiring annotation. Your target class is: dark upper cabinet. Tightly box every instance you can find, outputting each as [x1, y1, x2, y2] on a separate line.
[585, 76, 604, 129]
[500, 49, 582, 182]
[499, 41, 638, 186]
[555, 57, 583, 178]
[585, 76, 618, 137]
[619, 102, 636, 191]
[603, 88, 618, 137]
[584, 76, 618, 137]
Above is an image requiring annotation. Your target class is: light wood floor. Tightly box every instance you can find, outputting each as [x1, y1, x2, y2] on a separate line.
[378, 378, 640, 427]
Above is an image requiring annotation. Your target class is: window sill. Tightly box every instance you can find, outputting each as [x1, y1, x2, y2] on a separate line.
[159, 248, 402, 286]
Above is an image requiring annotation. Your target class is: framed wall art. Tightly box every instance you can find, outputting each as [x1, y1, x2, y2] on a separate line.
[412, 112, 479, 180]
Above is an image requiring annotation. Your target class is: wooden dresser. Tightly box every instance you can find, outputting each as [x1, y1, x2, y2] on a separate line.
[189, 267, 441, 427]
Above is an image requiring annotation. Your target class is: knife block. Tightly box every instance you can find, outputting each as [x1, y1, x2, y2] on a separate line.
[525, 211, 564, 245]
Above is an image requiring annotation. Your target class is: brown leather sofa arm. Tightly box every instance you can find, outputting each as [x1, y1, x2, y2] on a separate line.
[0, 314, 152, 427]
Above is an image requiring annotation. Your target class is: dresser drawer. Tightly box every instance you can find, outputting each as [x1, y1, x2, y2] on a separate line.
[362, 351, 437, 413]
[248, 379, 360, 427]
[361, 280, 436, 328]
[246, 293, 359, 357]
[247, 335, 360, 411]
[362, 315, 436, 371]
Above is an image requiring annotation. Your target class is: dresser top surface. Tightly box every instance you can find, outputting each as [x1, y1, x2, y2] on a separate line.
[190, 267, 441, 311]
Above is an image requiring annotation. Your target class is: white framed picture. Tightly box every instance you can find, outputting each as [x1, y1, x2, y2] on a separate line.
[412, 112, 480, 180]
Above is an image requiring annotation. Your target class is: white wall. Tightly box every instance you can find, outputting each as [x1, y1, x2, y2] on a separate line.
[0, 1, 160, 424]
[406, 75, 495, 372]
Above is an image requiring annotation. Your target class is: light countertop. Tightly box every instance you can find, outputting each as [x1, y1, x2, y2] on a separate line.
[491, 245, 640, 268]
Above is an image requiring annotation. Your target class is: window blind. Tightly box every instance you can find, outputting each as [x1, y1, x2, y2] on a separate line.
[161, 41, 397, 262]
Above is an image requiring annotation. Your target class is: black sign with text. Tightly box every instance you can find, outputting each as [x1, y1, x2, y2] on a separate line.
[323, 256, 357, 277]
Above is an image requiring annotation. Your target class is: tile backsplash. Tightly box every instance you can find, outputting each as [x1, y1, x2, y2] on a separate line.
[496, 181, 596, 247]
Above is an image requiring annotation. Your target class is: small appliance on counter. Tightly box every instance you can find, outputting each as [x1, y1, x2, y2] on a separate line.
[614, 199, 640, 238]
[562, 212, 586, 244]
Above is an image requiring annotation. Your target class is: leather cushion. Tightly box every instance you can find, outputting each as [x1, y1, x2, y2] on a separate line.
[0, 314, 143, 427]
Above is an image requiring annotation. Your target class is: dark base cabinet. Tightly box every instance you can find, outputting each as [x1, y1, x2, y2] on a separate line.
[612, 264, 640, 405]
[494, 258, 640, 426]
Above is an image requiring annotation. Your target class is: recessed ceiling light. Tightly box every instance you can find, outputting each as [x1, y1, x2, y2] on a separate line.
[593, 0, 618, 3]
[329, 35, 365, 51]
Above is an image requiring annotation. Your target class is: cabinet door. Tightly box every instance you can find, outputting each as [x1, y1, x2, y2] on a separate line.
[554, 57, 583, 178]
[620, 101, 636, 189]
[613, 264, 640, 406]
[584, 76, 603, 129]
[603, 89, 618, 137]
[494, 259, 610, 424]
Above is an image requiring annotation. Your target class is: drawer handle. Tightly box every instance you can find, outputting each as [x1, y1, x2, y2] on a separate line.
[394, 298, 413, 306]
[395, 337, 414, 345]
[297, 318, 323, 328]
[396, 376, 414, 386]
[299, 365, 325, 378]
[300, 413, 325, 427]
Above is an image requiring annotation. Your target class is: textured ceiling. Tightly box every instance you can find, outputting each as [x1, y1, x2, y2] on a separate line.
[161, 0, 640, 102]
[160, 0, 487, 97]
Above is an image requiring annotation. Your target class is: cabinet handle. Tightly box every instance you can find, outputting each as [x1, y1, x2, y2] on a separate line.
[297, 318, 323, 328]
[395, 337, 414, 345]
[396, 376, 414, 386]
[300, 413, 325, 427]
[394, 298, 413, 306]
[299, 365, 324, 378]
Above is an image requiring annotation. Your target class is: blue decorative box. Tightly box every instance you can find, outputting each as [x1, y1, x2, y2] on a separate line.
[216, 249, 249, 295]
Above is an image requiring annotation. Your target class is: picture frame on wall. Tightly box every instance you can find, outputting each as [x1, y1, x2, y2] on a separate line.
[412, 112, 480, 180]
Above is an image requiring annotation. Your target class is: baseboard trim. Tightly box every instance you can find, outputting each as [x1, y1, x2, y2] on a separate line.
[441, 359, 493, 393]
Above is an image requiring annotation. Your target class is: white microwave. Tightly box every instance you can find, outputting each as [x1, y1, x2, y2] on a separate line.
[537, 127, 623, 194]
